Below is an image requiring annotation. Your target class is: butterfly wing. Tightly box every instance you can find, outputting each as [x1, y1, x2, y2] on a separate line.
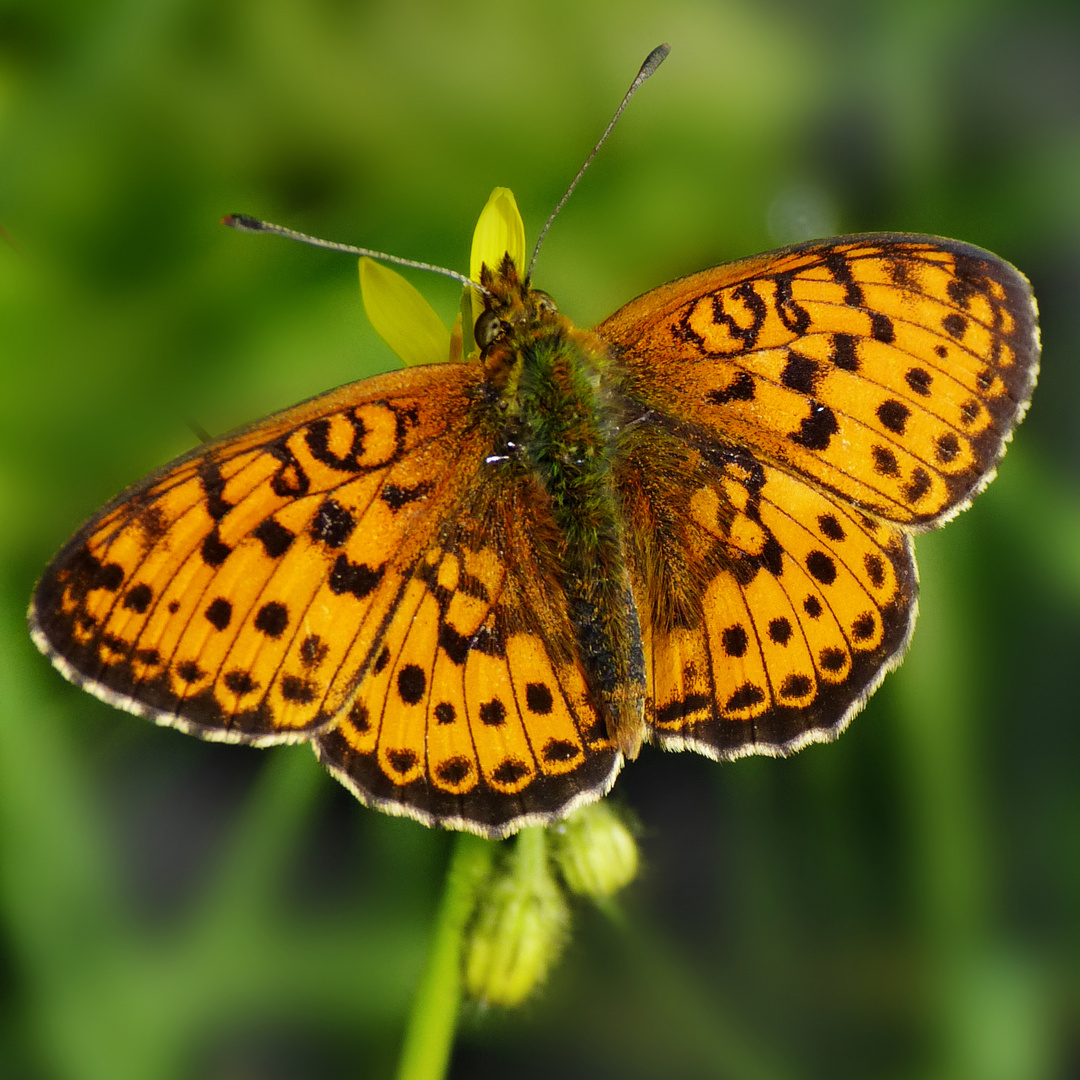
[601, 234, 1039, 529]
[315, 465, 619, 837]
[616, 424, 916, 755]
[604, 233, 1037, 754]
[30, 364, 492, 745]
[32, 361, 618, 834]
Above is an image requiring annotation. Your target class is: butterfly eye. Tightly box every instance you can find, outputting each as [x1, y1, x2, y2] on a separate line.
[474, 310, 507, 350]
[533, 291, 558, 313]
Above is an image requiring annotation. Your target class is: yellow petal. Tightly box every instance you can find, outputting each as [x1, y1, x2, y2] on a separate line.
[470, 187, 526, 282]
[359, 257, 450, 367]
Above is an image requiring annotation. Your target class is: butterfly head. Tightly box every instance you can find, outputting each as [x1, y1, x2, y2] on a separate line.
[474, 254, 564, 386]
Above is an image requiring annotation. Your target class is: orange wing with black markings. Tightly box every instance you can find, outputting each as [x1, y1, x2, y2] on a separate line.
[604, 233, 1038, 754]
[616, 423, 917, 756]
[29, 364, 490, 745]
[602, 234, 1039, 529]
[30, 360, 619, 836]
[316, 467, 619, 835]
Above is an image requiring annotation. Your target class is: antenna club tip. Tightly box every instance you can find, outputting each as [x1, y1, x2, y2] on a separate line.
[222, 213, 265, 232]
[642, 43, 671, 73]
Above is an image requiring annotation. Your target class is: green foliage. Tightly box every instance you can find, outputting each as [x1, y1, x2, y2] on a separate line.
[2, 1, 1079, 1077]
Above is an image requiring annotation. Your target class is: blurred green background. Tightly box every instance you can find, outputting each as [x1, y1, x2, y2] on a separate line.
[2, 1, 1079, 1077]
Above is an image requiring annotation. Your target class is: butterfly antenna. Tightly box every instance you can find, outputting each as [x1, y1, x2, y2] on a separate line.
[526, 43, 670, 280]
[222, 214, 491, 297]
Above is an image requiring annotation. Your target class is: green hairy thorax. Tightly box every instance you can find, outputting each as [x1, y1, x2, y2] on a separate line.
[477, 259, 647, 757]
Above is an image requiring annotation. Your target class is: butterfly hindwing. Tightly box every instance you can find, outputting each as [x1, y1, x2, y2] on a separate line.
[316, 466, 620, 837]
[30, 364, 491, 745]
[601, 234, 1039, 528]
[615, 422, 917, 756]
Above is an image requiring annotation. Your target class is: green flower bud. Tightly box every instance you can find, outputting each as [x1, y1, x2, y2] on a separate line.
[463, 827, 568, 1007]
[551, 801, 639, 900]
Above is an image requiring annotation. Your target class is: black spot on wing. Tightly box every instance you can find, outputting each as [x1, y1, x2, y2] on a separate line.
[726, 684, 765, 711]
[780, 352, 819, 394]
[942, 313, 967, 339]
[254, 601, 288, 638]
[790, 402, 839, 451]
[299, 634, 329, 668]
[936, 433, 960, 464]
[198, 458, 232, 522]
[311, 499, 356, 548]
[253, 518, 295, 558]
[817, 514, 845, 541]
[870, 312, 894, 343]
[387, 748, 417, 774]
[224, 670, 257, 695]
[201, 528, 231, 567]
[526, 682, 554, 714]
[722, 625, 748, 657]
[877, 400, 910, 435]
[480, 698, 506, 726]
[492, 759, 529, 784]
[780, 674, 812, 699]
[542, 739, 580, 763]
[864, 553, 885, 588]
[205, 597, 232, 631]
[706, 370, 755, 406]
[905, 368, 932, 396]
[382, 481, 435, 510]
[905, 467, 932, 503]
[872, 446, 900, 477]
[397, 664, 426, 705]
[806, 551, 837, 585]
[281, 675, 318, 704]
[831, 333, 859, 371]
[124, 583, 153, 613]
[436, 757, 471, 784]
[329, 555, 385, 600]
[176, 660, 204, 683]
[819, 647, 846, 672]
[438, 623, 471, 665]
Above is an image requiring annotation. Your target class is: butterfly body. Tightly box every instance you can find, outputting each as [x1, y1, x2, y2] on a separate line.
[479, 258, 647, 759]
[31, 233, 1038, 836]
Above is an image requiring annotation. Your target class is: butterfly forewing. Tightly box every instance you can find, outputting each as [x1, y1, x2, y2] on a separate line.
[601, 235, 1039, 529]
[30, 364, 489, 744]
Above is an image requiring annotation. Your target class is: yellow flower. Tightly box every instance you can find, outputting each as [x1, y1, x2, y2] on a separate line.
[358, 187, 526, 367]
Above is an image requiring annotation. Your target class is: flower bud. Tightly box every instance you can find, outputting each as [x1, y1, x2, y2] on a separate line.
[551, 801, 639, 900]
[463, 827, 568, 1007]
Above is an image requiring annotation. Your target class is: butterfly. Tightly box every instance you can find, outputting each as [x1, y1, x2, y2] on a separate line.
[28, 165, 1039, 838]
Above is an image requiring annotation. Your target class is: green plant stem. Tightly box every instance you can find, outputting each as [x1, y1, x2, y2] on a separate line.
[395, 832, 494, 1080]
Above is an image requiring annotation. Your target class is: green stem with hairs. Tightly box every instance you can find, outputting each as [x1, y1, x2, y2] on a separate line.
[394, 832, 494, 1080]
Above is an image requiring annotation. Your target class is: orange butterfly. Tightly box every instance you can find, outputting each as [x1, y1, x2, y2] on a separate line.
[28, 61, 1039, 839]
